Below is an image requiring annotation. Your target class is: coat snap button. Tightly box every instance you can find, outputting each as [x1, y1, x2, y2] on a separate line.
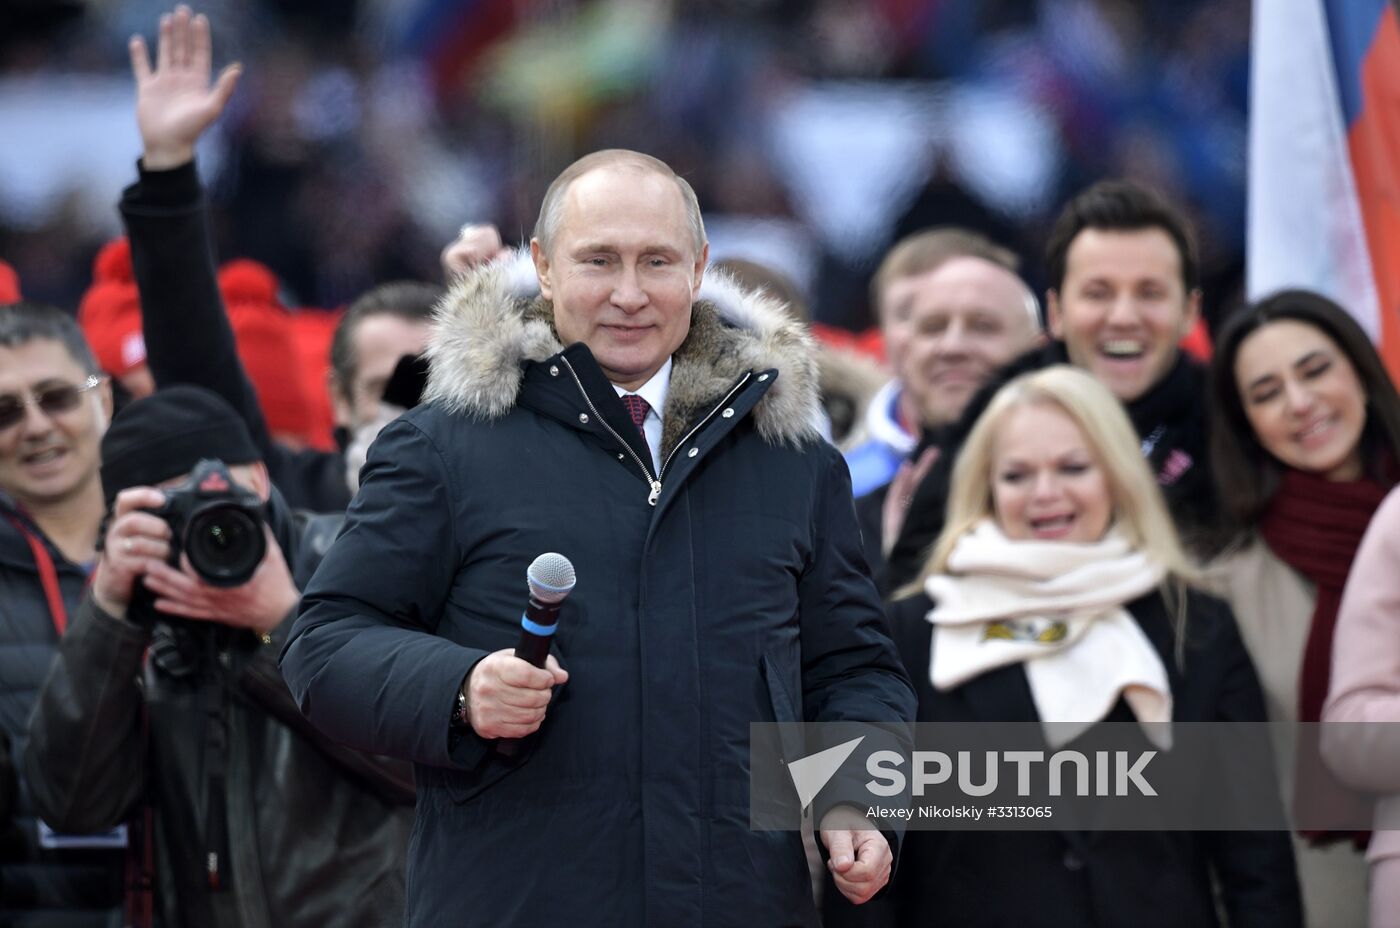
[687, 448, 698, 458]
[549, 365, 559, 376]
[758, 373, 769, 382]
[578, 413, 590, 424]
[1062, 850, 1085, 872]
[722, 408, 735, 418]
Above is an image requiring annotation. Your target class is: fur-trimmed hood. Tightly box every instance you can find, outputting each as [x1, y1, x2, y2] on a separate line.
[424, 251, 823, 454]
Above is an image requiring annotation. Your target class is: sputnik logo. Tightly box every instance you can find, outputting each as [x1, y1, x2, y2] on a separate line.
[785, 737, 865, 809]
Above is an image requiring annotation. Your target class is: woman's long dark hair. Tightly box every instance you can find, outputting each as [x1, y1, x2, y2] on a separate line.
[1209, 288, 1400, 527]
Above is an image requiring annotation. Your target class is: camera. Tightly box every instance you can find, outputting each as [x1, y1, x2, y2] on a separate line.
[150, 458, 267, 587]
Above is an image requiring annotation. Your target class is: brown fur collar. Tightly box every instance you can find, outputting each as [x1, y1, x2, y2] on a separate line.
[423, 252, 823, 456]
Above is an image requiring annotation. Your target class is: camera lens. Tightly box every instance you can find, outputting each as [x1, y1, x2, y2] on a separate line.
[184, 504, 266, 587]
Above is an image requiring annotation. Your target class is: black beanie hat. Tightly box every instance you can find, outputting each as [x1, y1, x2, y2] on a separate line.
[101, 385, 261, 504]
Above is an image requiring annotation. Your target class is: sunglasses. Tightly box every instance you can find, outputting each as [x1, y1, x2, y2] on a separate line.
[0, 375, 104, 431]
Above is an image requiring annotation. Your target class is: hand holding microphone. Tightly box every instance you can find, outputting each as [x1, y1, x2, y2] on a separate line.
[460, 554, 574, 743]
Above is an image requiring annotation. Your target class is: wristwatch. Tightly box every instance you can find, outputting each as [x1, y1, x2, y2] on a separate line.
[451, 684, 471, 731]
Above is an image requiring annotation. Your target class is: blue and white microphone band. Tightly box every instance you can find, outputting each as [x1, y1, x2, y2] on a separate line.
[520, 614, 559, 637]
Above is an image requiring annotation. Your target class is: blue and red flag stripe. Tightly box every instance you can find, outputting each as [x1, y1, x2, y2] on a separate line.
[1325, 0, 1400, 374]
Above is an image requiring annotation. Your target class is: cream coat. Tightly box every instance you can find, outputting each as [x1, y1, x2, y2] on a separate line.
[1207, 539, 1370, 927]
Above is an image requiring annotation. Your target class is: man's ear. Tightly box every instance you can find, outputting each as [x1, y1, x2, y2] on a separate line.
[691, 243, 709, 300]
[531, 239, 553, 301]
[95, 378, 114, 434]
[328, 371, 353, 430]
[1045, 289, 1064, 339]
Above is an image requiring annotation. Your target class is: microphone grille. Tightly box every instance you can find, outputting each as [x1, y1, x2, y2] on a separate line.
[527, 553, 576, 604]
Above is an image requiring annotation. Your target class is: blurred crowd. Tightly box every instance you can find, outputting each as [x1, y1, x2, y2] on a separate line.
[2, 0, 1248, 328]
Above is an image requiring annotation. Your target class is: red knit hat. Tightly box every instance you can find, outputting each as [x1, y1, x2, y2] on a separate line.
[217, 259, 318, 445]
[0, 258, 20, 304]
[289, 308, 341, 452]
[78, 238, 147, 377]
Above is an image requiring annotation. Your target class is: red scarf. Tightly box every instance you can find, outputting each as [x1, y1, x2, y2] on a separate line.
[1260, 467, 1386, 848]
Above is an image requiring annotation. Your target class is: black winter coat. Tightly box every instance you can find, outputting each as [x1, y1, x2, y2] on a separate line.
[24, 494, 411, 928]
[0, 495, 123, 922]
[282, 265, 917, 927]
[873, 587, 1303, 928]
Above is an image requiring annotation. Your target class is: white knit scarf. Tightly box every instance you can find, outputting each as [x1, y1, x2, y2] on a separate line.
[925, 519, 1173, 750]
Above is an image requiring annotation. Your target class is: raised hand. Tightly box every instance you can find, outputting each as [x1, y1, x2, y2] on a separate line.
[129, 5, 241, 170]
[441, 224, 512, 281]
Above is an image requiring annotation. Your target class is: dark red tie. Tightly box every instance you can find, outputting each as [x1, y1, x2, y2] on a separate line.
[620, 394, 651, 447]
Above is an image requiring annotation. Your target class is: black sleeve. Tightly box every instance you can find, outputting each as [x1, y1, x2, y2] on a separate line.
[0, 730, 14, 830]
[281, 417, 494, 770]
[120, 160, 272, 451]
[119, 159, 351, 512]
[23, 597, 150, 834]
[799, 447, 917, 875]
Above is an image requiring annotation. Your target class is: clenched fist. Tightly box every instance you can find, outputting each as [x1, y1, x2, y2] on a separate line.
[461, 649, 568, 740]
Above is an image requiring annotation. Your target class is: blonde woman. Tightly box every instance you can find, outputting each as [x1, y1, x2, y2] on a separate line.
[883, 366, 1301, 927]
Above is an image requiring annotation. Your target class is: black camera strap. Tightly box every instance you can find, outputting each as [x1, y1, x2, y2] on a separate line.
[122, 703, 156, 928]
[200, 633, 231, 892]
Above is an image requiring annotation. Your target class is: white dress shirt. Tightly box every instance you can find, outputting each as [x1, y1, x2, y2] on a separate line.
[613, 357, 672, 474]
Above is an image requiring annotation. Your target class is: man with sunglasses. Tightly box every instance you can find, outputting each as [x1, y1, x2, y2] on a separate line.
[0, 302, 124, 923]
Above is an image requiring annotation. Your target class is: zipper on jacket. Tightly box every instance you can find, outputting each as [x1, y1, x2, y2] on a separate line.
[559, 356, 662, 504]
[558, 358, 753, 507]
[656, 372, 752, 484]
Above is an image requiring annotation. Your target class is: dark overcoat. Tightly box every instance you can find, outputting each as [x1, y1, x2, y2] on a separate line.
[281, 263, 917, 927]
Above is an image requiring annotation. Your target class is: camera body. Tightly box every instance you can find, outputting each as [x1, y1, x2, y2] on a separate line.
[150, 458, 267, 587]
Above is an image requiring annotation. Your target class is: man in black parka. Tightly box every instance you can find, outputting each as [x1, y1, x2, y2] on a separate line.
[281, 150, 916, 926]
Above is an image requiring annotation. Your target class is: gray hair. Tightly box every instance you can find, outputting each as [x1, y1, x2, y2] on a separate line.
[0, 301, 101, 374]
[533, 150, 707, 258]
[873, 227, 1041, 330]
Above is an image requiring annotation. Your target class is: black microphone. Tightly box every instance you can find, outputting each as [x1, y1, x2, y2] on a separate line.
[498, 553, 575, 758]
[514, 552, 576, 666]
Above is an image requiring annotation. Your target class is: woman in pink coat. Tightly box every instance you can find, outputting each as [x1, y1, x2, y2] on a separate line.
[1325, 488, 1400, 926]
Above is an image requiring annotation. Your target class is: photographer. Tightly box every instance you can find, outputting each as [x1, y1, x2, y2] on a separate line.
[24, 386, 410, 928]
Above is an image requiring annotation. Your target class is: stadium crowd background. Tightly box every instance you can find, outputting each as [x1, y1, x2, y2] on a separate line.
[1, 0, 1248, 338]
[22, 2, 1391, 926]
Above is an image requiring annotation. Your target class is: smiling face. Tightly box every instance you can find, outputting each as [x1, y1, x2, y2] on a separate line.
[1234, 319, 1368, 481]
[0, 338, 111, 510]
[990, 401, 1113, 542]
[893, 257, 1040, 428]
[532, 165, 707, 391]
[1048, 227, 1200, 403]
